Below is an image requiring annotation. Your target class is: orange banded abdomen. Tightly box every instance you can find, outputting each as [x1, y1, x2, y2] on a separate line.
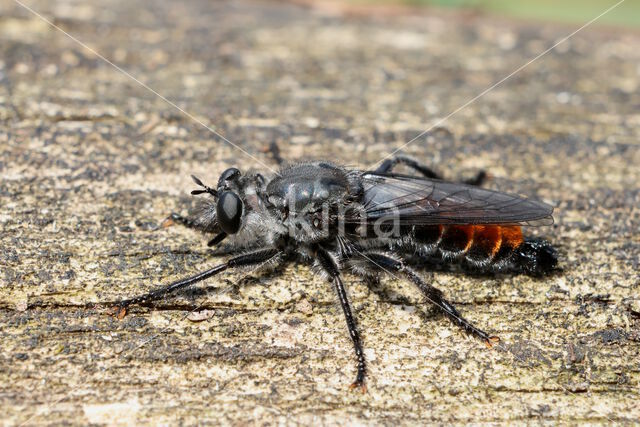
[415, 224, 524, 265]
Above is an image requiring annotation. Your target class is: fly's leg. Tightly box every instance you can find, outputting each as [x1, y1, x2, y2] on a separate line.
[162, 213, 227, 247]
[112, 248, 281, 317]
[162, 175, 220, 232]
[162, 212, 200, 230]
[375, 155, 442, 179]
[463, 170, 487, 186]
[334, 274, 367, 391]
[359, 252, 499, 347]
[316, 246, 367, 392]
[262, 141, 284, 166]
[405, 266, 498, 345]
[375, 155, 486, 186]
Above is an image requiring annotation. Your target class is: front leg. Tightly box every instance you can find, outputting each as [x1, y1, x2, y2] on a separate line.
[112, 248, 282, 317]
[316, 246, 367, 391]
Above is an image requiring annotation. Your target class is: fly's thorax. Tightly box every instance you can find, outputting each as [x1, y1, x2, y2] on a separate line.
[265, 162, 356, 243]
[266, 162, 351, 206]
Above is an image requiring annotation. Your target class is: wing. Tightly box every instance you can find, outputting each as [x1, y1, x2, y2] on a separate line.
[350, 172, 554, 226]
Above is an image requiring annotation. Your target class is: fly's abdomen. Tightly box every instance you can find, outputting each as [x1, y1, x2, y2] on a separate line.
[413, 224, 557, 275]
[437, 225, 521, 264]
[465, 225, 511, 265]
[464, 225, 522, 268]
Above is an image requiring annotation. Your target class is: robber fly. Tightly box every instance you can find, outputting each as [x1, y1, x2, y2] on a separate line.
[114, 155, 557, 390]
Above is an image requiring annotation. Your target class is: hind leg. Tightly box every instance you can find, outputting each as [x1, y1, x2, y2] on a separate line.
[356, 251, 499, 346]
[375, 155, 486, 186]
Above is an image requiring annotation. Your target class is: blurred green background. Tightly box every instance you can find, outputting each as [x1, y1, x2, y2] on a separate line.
[349, 0, 640, 27]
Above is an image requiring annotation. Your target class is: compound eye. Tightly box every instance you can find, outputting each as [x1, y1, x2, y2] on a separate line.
[217, 167, 241, 188]
[216, 191, 243, 234]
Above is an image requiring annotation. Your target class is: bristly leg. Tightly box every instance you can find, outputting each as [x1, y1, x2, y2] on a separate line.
[316, 246, 367, 392]
[359, 252, 499, 347]
[263, 141, 285, 166]
[207, 232, 227, 247]
[162, 212, 200, 229]
[112, 248, 281, 318]
[161, 213, 226, 245]
[335, 274, 367, 392]
[161, 175, 220, 231]
[374, 155, 487, 186]
[463, 170, 487, 186]
[375, 155, 442, 179]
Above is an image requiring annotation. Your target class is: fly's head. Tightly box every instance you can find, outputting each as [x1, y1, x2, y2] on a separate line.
[191, 167, 248, 236]
[215, 167, 244, 234]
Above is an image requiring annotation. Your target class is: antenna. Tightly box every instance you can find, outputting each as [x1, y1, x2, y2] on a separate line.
[190, 175, 218, 197]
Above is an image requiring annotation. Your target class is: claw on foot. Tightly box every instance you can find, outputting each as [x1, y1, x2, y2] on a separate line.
[349, 381, 367, 393]
[111, 306, 127, 320]
[107, 305, 128, 319]
[160, 216, 175, 228]
[485, 336, 500, 349]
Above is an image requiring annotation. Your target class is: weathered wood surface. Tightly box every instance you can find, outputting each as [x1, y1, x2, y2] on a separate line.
[1, 0, 639, 424]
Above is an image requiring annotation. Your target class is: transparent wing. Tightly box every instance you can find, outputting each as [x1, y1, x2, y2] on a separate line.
[351, 172, 554, 226]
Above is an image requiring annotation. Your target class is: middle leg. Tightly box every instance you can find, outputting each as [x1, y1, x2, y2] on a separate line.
[315, 246, 367, 391]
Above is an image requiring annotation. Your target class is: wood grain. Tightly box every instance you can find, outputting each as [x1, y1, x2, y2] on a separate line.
[1, 0, 638, 424]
